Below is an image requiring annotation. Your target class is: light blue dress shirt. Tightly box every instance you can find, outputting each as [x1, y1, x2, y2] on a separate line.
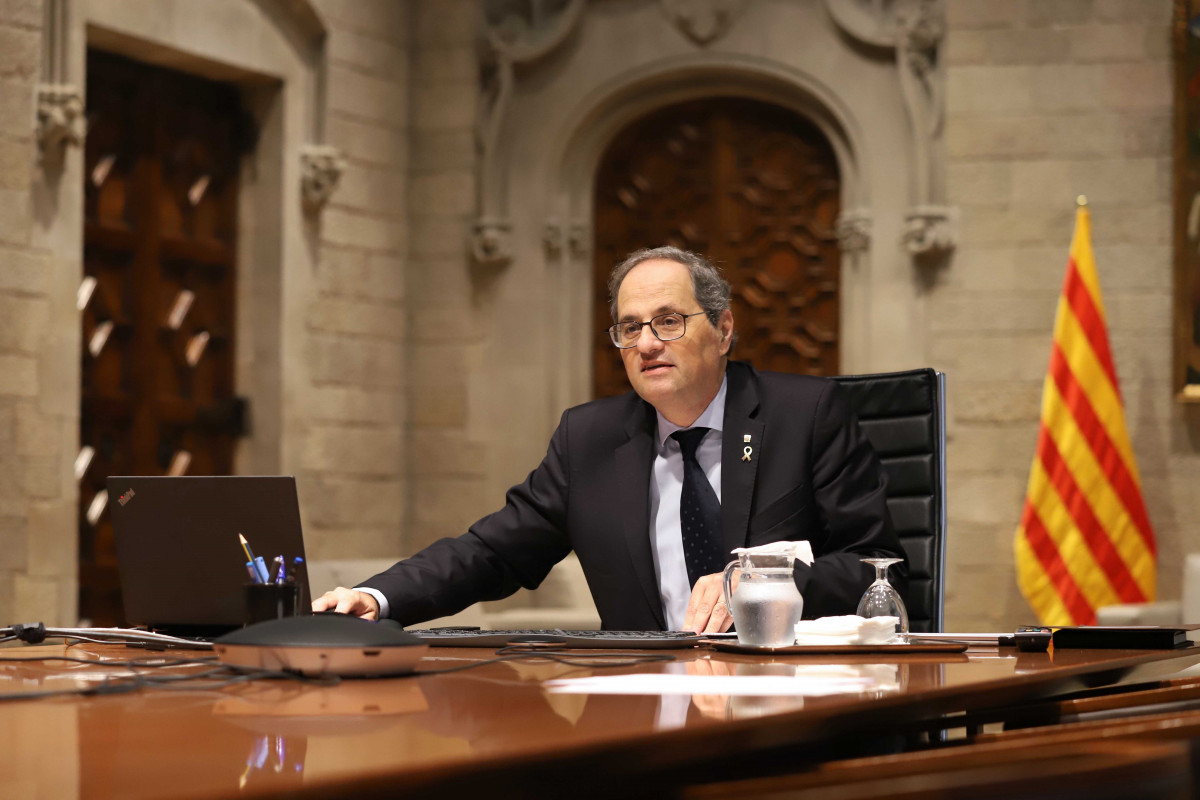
[650, 376, 727, 630]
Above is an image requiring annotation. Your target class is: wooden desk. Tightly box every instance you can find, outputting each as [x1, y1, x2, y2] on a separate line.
[1, 643, 1198, 799]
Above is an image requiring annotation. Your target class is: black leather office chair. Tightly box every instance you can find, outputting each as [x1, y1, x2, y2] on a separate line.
[832, 368, 947, 633]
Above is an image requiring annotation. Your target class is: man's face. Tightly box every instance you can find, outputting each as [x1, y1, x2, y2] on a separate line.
[615, 259, 733, 426]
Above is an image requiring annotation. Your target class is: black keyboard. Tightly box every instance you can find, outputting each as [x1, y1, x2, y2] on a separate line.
[411, 627, 709, 649]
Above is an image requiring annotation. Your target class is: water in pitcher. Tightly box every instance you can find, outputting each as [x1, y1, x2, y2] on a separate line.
[730, 578, 804, 647]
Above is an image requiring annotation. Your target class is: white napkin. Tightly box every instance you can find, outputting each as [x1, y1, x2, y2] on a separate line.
[793, 615, 899, 645]
[730, 540, 814, 566]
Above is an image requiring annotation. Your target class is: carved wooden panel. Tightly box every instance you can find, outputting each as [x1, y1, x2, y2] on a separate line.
[593, 98, 841, 398]
[80, 51, 245, 625]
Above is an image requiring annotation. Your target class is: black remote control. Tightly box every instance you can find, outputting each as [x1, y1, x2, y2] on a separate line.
[1013, 626, 1052, 652]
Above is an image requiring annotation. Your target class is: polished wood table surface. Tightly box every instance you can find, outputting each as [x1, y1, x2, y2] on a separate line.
[2, 641, 1199, 799]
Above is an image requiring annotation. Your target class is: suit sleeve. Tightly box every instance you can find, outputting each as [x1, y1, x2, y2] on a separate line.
[794, 380, 908, 618]
[358, 412, 574, 626]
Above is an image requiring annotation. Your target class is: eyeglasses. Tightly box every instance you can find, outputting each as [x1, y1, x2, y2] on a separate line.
[607, 312, 706, 349]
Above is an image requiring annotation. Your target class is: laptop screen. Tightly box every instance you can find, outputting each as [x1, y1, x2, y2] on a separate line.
[108, 476, 310, 635]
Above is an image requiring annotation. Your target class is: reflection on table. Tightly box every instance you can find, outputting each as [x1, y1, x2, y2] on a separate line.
[0, 642, 1197, 799]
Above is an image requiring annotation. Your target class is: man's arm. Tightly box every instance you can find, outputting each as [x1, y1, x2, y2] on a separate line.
[798, 379, 906, 618]
[319, 412, 575, 626]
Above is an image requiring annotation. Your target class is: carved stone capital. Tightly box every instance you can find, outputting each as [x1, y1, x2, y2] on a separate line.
[659, 0, 747, 46]
[568, 222, 591, 259]
[836, 210, 873, 253]
[543, 221, 563, 258]
[36, 84, 84, 158]
[299, 144, 344, 213]
[902, 205, 957, 257]
[471, 217, 513, 268]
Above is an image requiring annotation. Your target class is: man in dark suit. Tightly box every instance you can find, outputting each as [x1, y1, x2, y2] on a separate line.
[314, 246, 904, 632]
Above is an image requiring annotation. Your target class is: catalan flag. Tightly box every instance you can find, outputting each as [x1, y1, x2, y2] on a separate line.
[1014, 202, 1157, 626]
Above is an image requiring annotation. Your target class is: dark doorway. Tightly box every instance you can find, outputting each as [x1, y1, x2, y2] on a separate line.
[79, 50, 248, 624]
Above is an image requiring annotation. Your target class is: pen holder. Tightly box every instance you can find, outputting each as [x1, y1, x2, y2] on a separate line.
[244, 582, 299, 626]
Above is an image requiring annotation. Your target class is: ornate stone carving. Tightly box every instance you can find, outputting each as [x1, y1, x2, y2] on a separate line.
[471, 217, 513, 268]
[38, 0, 82, 167]
[902, 205, 957, 257]
[899, 0, 945, 82]
[35, 84, 84, 160]
[299, 144, 344, 213]
[824, 0, 904, 48]
[836, 210, 872, 253]
[543, 221, 563, 258]
[659, 0, 748, 46]
[896, 0, 945, 191]
[568, 222, 591, 260]
[825, 0, 955, 259]
[474, 0, 587, 268]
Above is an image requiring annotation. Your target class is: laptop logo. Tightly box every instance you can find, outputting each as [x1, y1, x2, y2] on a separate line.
[118, 488, 135, 506]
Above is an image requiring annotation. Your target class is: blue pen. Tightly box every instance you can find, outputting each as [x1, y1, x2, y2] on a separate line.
[272, 556, 285, 585]
[253, 556, 270, 584]
[292, 556, 308, 599]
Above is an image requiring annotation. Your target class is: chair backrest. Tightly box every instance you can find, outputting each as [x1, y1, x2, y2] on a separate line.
[831, 368, 947, 633]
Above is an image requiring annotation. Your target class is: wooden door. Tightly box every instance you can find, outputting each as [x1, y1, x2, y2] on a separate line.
[593, 98, 841, 398]
[79, 51, 248, 624]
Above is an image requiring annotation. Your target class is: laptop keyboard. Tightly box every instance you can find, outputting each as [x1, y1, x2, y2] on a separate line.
[411, 627, 707, 649]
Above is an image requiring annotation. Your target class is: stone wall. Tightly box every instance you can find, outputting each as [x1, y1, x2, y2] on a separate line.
[0, 0, 79, 625]
[0, 0, 1194, 632]
[0, 0, 417, 625]
[939, 0, 1200, 630]
[403, 0, 492, 554]
[302, 0, 412, 564]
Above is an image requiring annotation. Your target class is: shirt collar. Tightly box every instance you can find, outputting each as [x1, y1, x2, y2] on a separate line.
[655, 374, 728, 450]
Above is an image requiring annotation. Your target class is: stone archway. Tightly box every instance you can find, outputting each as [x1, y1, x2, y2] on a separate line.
[541, 59, 873, 417]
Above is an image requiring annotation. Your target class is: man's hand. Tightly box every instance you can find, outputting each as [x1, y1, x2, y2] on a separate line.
[683, 572, 736, 633]
[311, 587, 380, 621]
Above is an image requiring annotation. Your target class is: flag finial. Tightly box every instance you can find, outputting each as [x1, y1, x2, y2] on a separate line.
[1076, 195, 1088, 207]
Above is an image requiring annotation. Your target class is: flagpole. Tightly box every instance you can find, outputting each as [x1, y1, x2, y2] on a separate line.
[1014, 192, 1158, 625]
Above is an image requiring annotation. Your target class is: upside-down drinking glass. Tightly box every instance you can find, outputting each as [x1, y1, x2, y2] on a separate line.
[856, 558, 908, 640]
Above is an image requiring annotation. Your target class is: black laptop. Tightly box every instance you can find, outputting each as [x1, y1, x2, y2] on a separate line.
[108, 476, 310, 637]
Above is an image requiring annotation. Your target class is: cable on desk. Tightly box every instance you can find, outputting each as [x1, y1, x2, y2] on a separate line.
[0, 654, 214, 668]
[0, 651, 341, 703]
[10, 622, 46, 643]
[0, 678, 149, 703]
[0, 623, 213, 650]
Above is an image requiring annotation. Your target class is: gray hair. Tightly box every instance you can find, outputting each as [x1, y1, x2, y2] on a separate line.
[607, 246, 732, 327]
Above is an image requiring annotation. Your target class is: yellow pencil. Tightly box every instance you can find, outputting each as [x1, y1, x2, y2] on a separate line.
[238, 532, 255, 563]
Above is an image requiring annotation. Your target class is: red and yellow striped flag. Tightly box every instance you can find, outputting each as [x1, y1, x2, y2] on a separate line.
[1014, 203, 1156, 626]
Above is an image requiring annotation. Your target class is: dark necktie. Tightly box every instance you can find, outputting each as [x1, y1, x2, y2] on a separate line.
[671, 427, 725, 588]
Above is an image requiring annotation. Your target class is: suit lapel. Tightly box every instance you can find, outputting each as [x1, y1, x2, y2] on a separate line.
[615, 401, 666, 629]
[721, 362, 762, 558]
